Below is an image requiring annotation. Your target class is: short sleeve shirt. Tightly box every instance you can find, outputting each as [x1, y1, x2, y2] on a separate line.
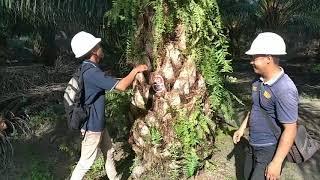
[81, 60, 118, 132]
[249, 71, 298, 146]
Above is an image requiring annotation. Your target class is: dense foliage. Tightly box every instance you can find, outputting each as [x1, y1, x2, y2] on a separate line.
[0, 0, 109, 65]
[218, 0, 320, 58]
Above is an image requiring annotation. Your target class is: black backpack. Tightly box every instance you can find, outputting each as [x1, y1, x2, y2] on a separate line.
[63, 63, 94, 130]
[258, 83, 320, 163]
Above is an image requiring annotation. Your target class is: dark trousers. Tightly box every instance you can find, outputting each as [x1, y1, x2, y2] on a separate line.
[244, 144, 283, 180]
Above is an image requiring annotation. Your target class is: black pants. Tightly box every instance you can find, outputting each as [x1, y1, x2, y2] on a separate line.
[244, 144, 284, 180]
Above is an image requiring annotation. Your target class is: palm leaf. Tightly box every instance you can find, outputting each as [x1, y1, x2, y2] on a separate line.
[0, 0, 109, 37]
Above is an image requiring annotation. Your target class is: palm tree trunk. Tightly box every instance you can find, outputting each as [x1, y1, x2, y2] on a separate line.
[128, 9, 214, 179]
[106, 0, 233, 178]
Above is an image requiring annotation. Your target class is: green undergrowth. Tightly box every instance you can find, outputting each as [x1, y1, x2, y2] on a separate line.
[105, 90, 133, 141]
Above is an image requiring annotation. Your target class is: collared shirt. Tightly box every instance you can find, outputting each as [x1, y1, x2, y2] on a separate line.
[81, 60, 119, 132]
[260, 67, 284, 85]
[249, 68, 298, 147]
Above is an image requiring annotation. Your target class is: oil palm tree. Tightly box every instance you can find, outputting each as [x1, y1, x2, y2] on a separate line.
[256, 0, 320, 32]
[218, 0, 320, 58]
[106, 0, 234, 178]
[0, 0, 109, 65]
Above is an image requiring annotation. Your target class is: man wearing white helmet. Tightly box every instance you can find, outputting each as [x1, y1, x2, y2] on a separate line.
[69, 31, 148, 180]
[233, 32, 298, 180]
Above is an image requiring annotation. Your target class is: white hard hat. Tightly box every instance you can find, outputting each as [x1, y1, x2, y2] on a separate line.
[71, 31, 101, 58]
[245, 32, 286, 55]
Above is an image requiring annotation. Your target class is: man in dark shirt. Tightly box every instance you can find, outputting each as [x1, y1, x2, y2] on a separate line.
[233, 32, 298, 180]
[70, 31, 148, 180]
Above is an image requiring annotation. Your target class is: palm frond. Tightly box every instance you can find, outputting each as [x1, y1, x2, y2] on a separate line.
[0, 112, 31, 168]
[0, 0, 109, 36]
[0, 134, 14, 168]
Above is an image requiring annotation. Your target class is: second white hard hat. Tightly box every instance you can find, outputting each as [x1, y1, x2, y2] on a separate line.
[245, 32, 286, 55]
[71, 31, 101, 58]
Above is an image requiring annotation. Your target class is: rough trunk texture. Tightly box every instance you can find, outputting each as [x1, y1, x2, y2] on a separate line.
[128, 20, 215, 178]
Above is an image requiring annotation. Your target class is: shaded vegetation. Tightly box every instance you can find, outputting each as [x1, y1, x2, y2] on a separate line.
[218, 0, 320, 58]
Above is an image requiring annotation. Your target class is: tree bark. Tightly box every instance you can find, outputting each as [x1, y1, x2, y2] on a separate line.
[128, 19, 215, 178]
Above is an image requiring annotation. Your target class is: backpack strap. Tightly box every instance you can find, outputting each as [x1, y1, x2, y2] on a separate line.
[258, 82, 282, 140]
[79, 61, 97, 134]
[78, 61, 97, 105]
[80, 61, 106, 106]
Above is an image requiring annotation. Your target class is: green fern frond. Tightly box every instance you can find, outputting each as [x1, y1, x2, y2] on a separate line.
[184, 149, 199, 177]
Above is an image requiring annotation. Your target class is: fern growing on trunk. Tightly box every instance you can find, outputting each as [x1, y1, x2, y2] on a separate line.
[106, 0, 234, 178]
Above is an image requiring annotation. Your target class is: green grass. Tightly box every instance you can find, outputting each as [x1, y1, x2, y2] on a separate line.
[29, 159, 54, 180]
[29, 106, 61, 126]
[17, 144, 55, 180]
[310, 64, 320, 73]
[6, 103, 74, 180]
[85, 156, 106, 180]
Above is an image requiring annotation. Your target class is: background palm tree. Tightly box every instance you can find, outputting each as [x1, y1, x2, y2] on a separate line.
[218, 0, 320, 59]
[0, 0, 108, 65]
